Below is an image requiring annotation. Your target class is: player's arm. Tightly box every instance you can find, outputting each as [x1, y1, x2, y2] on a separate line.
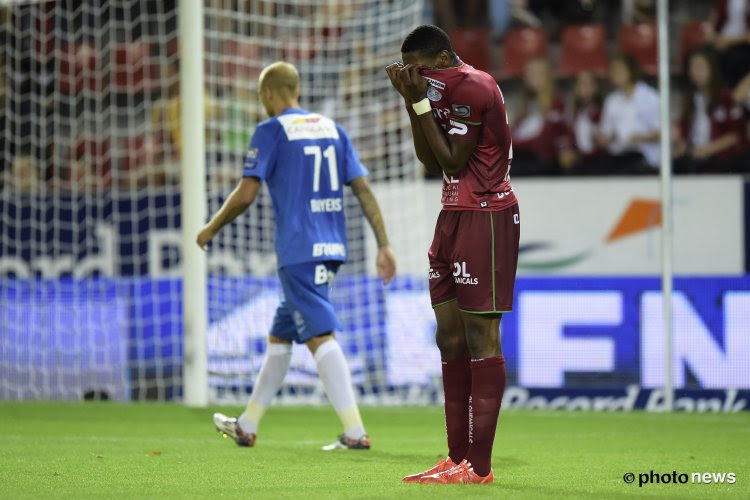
[196, 177, 261, 249]
[406, 107, 442, 175]
[349, 176, 396, 284]
[399, 65, 478, 176]
[386, 63, 440, 174]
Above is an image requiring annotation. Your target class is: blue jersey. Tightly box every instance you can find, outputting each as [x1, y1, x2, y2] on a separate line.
[242, 108, 368, 267]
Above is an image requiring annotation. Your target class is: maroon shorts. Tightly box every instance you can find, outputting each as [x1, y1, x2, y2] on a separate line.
[428, 205, 520, 313]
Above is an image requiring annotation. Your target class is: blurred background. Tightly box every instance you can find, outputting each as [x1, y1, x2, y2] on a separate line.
[0, 0, 748, 409]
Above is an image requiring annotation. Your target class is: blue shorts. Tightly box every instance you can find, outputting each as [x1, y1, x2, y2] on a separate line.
[270, 261, 343, 344]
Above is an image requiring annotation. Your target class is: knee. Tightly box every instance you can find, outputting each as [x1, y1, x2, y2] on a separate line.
[436, 327, 467, 359]
[464, 323, 500, 358]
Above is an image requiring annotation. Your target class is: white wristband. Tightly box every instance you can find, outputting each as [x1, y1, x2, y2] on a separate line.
[411, 98, 431, 116]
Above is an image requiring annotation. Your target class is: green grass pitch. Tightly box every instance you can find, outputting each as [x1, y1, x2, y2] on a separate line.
[1, 403, 748, 499]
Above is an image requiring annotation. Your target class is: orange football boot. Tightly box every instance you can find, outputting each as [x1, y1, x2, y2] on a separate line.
[402, 457, 457, 483]
[418, 459, 494, 484]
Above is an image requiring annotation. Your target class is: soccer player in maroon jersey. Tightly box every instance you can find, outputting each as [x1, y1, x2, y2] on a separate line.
[386, 25, 519, 484]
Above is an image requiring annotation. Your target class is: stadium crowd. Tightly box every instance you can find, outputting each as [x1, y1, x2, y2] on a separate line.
[1, 0, 749, 193]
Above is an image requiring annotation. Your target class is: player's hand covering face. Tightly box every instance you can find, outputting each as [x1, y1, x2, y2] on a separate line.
[385, 63, 428, 104]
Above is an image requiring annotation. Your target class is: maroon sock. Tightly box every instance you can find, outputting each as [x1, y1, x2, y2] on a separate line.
[465, 356, 507, 477]
[441, 358, 472, 464]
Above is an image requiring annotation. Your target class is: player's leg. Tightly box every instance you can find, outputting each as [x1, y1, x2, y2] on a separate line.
[404, 212, 471, 482]
[236, 334, 293, 434]
[434, 300, 472, 465]
[280, 260, 369, 449]
[421, 207, 519, 483]
[305, 332, 368, 448]
[460, 311, 506, 478]
[213, 304, 297, 447]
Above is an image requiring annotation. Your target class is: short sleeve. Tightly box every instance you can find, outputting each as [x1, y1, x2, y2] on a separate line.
[242, 121, 278, 180]
[339, 127, 369, 184]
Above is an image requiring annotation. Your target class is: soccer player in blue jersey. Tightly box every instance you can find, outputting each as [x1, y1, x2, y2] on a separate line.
[197, 62, 396, 450]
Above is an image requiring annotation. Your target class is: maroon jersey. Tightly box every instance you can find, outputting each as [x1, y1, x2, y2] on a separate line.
[421, 63, 517, 211]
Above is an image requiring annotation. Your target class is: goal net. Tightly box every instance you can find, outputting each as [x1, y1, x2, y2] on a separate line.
[0, 0, 429, 403]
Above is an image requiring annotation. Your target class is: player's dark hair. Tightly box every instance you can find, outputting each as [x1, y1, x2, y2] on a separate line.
[401, 24, 454, 58]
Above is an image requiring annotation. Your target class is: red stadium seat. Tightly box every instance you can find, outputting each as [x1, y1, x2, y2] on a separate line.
[680, 20, 712, 66]
[57, 43, 100, 94]
[559, 24, 607, 77]
[67, 137, 112, 187]
[222, 39, 263, 81]
[112, 41, 159, 93]
[501, 27, 548, 79]
[450, 28, 491, 72]
[618, 23, 658, 75]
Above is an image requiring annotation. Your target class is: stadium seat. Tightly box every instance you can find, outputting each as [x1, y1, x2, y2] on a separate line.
[112, 41, 159, 93]
[450, 28, 491, 72]
[559, 24, 607, 77]
[221, 39, 263, 81]
[501, 27, 548, 79]
[618, 23, 658, 75]
[57, 43, 100, 94]
[67, 137, 112, 187]
[679, 20, 712, 66]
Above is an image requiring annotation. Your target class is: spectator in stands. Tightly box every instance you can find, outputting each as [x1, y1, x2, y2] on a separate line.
[708, 0, 750, 86]
[150, 60, 216, 161]
[431, 0, 486, 32]
[733, 70, 750, 109]
[674, 48, 749, 173]
[567, 70, 604, 175]
[10, 155, 41, 193]
[621, 0, 656, 24]
[512, 57, 575, 175]
[597, 54, 660, 173]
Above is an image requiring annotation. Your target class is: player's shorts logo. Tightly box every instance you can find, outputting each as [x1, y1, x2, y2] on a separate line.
[429, 267, 441, 279]
[427, 86, 442, 102]
[452, 261, 478, 285]
[314, 264, 336, 285]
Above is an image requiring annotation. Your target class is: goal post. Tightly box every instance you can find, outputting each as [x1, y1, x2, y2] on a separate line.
[180, 0, 208, 408]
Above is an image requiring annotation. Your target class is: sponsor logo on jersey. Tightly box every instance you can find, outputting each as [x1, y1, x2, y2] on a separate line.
[480, 201, 488, 208]
[310, 198, 343, 213]
[447, 120, 468, 136]
[453, 261, 478, 285]
[427, 86, 442, 102]
[278, 113, 339, 141]
[292, 116, 321, 125]
[429, 267, 441, 279]
[312, 242, 346, 258]
[243, 147, 259, 170]
[451, 104, 471, 118]
[423, 76, 445, 89]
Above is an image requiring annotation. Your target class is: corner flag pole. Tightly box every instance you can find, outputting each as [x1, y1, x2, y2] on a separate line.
[180, 0, 208, 407]
[657, 0, 674, 412]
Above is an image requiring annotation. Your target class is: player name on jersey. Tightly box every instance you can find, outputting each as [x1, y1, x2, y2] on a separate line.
[310, 198, 343, 213]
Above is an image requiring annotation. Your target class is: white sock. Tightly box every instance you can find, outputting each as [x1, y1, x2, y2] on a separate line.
[313, 339, 366, 440]
[238, 342, 292, 434]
